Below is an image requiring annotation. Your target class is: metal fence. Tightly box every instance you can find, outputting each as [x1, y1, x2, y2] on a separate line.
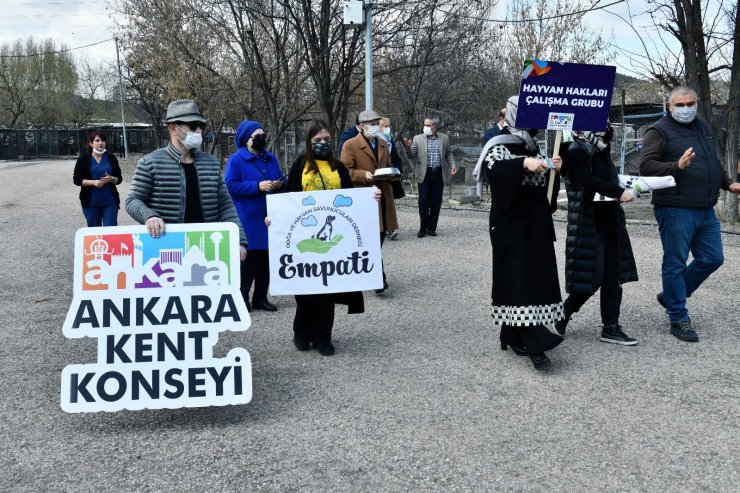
[0, 127, 162, 161]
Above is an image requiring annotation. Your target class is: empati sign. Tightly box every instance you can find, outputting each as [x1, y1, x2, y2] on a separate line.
[266, 188, 383, 295]
[61, 223, 251, 413]
[516, 60, 616, 131]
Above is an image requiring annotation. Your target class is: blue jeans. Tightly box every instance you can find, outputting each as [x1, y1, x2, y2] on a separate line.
[654, 206, 724, 323]
[82, 203, 118, 227]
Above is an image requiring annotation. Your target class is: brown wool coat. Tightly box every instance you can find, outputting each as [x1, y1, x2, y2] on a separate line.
[340, 133, 399, 231]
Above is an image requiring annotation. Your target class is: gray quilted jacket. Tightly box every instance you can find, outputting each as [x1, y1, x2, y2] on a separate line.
[125, 144, 247, 245]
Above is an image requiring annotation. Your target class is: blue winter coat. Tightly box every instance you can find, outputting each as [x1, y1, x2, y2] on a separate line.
[225, 147, 284, 250]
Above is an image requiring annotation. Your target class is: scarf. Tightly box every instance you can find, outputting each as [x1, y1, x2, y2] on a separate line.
[473, 95, 538, 182]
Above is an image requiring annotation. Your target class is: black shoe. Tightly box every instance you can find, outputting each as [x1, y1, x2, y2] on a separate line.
[417, 230, 426, 238]
[426, 230, 437, 236]
[529, 352, 551, 370]
[293, 337, 310, 351]
[252, 300, 278, 312]
[315, 342, 335, 356]
[600, 324, 638, 346]
[375, 280, 389, 294]
[555, 313, 571, 336]
[501, 344, 529, 356]
[656, 292, 667, 309]
[670, 320, 698, 342]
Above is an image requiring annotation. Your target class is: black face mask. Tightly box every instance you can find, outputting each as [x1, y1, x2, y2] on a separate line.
[251, 135, 268, 152]
[528, 128, 539, 138]
[312, 142, 332, 158]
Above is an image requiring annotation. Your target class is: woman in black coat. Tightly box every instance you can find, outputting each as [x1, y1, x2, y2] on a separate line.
[276, 118, 378, 356]
[483, 96, 564, 370]
[557, 129, 639, 345]
[72, 130, 123, 226]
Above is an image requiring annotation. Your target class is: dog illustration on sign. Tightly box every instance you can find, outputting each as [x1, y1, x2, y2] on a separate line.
[295, 194, 355, 254]
[314, 215, 335, 241]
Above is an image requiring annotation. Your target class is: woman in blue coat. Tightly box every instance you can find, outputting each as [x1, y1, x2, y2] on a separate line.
[225, 120, 285, 312]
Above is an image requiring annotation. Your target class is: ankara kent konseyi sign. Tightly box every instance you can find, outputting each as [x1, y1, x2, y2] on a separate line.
[61, 223, 251, 413]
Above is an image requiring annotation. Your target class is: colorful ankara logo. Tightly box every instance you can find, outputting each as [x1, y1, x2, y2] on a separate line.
[61, 223, 251, 413]
[521, 59, 552, 79]
[80, 229, 233, 291]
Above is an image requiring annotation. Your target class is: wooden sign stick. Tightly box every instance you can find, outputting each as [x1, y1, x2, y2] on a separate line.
[546, 130, 562, 205]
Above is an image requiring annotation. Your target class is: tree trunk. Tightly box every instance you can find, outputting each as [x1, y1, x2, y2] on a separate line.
[716, 2, 740, 223]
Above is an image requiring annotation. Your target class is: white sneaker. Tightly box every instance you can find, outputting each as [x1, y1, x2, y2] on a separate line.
[389, 230, 399, 240]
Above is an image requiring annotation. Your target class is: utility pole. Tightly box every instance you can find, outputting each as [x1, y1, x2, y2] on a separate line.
[364, 0, 373, 110]
[115, 37, 129, 157]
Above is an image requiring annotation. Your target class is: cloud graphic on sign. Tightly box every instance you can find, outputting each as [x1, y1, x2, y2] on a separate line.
[301, 215, 318, 227]
[302, 196, 316, 206]
[333, 195, 353, 207]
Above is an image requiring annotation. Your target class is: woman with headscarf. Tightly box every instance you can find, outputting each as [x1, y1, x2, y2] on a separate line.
[225, 120, 285, 312]
[556, 127, 639, 345]
[482, 95, 564, 370]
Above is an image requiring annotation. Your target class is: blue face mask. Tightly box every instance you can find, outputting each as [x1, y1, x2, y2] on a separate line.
[672, 105, 697, 124]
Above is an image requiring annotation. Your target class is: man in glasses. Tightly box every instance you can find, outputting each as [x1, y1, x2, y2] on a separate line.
[126, 99, 247, 260]
[640, 85, 740, 342]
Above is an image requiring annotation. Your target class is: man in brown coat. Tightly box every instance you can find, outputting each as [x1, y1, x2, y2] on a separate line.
[341, 109, 398, 293]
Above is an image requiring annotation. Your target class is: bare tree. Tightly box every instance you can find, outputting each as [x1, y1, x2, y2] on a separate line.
[613, 0, 739, 221]
[0, 37, 77, 128]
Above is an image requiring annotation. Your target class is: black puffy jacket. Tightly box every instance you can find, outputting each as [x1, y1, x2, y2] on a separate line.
[562, 140, 638, 294]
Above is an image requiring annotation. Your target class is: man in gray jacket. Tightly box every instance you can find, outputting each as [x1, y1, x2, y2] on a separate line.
[126, 99, 247, 260]
[403, 116, 457, 238]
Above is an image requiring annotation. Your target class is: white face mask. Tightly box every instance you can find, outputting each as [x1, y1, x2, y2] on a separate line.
[92, 147, 106, 155]
[423, 126, 433, 136]
[179, 127, 203, 149]
[364, 124, 380, 138]
[382, 127, 391, 137]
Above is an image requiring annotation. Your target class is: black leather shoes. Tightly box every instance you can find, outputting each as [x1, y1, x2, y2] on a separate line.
[529, 352, 551, 370]
[509, 345, 528, 356]
[315, 342, 335, 356]
[252, 300, 278, 312]
[417, 230, 426, 238]
[375, 280, 389, 294]
[426, 230, 437, 236]
[293, 337, 310, 351]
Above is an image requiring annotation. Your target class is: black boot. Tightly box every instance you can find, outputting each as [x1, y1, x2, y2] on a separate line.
[555, 312, 571, 336]
[529, 352, 551, 370]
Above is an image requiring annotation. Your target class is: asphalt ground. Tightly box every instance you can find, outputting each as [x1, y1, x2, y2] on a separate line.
[1, 158, 738, 492]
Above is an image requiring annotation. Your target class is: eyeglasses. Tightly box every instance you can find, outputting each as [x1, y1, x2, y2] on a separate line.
[176, 121, 206, 131]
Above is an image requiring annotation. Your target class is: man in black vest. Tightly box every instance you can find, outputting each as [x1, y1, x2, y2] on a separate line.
[640, 85, 740, 342]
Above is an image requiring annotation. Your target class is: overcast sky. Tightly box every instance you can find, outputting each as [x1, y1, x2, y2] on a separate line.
[0, 0, 674, 78]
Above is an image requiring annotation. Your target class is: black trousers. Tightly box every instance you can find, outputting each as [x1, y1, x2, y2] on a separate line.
[563, 230, 622, 326]
[293, 294, 335, 344]
[240, 249, 270, 304]
[418, 167, 443, 232]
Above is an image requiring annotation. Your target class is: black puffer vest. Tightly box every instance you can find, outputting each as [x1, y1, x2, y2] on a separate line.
[649, 115, 721, 207]
[563, 141, 638, 294]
